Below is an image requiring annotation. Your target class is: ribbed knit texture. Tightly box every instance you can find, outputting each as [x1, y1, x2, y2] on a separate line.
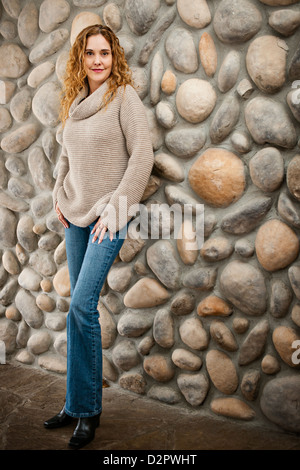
[53, 82, 154, 233]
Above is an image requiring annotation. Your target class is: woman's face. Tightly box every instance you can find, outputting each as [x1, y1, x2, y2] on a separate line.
[83, 34, 113, 92]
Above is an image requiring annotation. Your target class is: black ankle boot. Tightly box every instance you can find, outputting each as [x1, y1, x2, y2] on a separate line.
[44, 406, 73, 429]
[68, 413, 101, 449]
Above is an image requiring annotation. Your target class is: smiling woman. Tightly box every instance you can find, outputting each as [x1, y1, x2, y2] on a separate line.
[83, 34, 113, 93]
[44, 24, 154, 449]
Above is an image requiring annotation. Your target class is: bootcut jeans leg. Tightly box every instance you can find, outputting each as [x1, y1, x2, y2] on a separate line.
[64, 220, 126, 418]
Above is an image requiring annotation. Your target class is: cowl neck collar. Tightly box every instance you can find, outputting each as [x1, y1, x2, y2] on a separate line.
[69, 81, 109, 120]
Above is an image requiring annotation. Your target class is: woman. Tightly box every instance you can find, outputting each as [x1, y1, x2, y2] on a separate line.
[44, 24, 154, 449]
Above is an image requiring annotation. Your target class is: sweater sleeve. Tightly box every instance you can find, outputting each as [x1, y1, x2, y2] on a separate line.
[52, 143, 69, 208]
[99, 86, 154, 233]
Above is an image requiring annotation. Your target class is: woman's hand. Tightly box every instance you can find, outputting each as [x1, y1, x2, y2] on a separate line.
[91, 217, 114, 243]
[55, 203, 69, 229]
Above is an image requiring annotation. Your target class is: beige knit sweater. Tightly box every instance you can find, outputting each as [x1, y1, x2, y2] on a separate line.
[53, 82, 154, 233]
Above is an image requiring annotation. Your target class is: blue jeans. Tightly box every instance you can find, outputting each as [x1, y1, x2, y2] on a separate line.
[64, 220, 127, 418]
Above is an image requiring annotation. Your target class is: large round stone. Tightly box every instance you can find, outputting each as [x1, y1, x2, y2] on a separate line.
[260, 376, 300, 432]
[255, 219, 299, 271]
[176, 79, 216, 123]
[220, 260, 267, 315]
[70, 11, 102, 45]
[188, 148, 245, 207]
[0, 43, 29, 78]
[246, 35, 287, 93]
[213, 0, 262, 44]
[165, 28, 198, 74]
[245, 97, 297, 148]
[32, 82, 61, 127]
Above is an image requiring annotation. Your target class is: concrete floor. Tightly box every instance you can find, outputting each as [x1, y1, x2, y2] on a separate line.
[1, 363, 300, 456]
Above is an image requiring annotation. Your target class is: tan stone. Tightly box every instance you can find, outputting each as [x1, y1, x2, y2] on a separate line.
[206, 349, 238, 394]
[272, 326, 300, 368]
[161, 70, 177, 95]
[197, 296, 233, 317]
[211, 397, 255, 420]
[53, 265, 70, 297]
[177, 0, 211, 28]
[36, 293, 55, 312]
[176, 78, 216, 123]
[70, 12, 102, 45]
[123, 277, 170, 308]
[179, 317, 209, 350]
[199, 32, 217, 77]
[261, 354, 281, 374]
[246, 35, 287, 93]
[5, 305, 21, 321]
[143, 354, 175, 382]
[188, 148, 245, 207]
[210, 320, 238, 352]
[255, 219, 299, 271]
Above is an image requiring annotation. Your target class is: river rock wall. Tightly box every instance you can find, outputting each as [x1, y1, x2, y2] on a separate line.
[0, 0, 300, 434]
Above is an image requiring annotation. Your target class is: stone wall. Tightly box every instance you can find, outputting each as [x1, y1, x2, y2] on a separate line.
[0, 0, 300, 434]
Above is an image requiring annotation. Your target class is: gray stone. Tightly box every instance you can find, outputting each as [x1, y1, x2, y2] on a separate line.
[139, 7, 176, 65]
[172, 348, 202, 371]
[148, 385, 181, 404]
[117, 310, 153, 337]
[1, 124, 40, 154]
[0, 43, 29, 78]
[270, 280, 293, 318]
[170, 290, 195, 316]
[28, 62, 55, 88]
[0, 207, 17, 247]
[287, 88, 300, 123]
[0, 279, 18, 306]
[287, 155, 300, 201]
[165, 28, 198, 74]
[0, 193, 29, 213]
[5, 155, 26, 177]
[155, 102, 177, 130]
[209, 94, 240, 143]
[278, 192, 300, 228]
[200, 237, 233, 262]
[39, 0, 70, 33]
[213, 0, 262, 43]
[241, 370, 261, 401]
[220, 197, 272, 235]
[10, 88, 32, 122]
[18, 1, 39, 48]
[249, 147, 284, 192]
[0, 108, 12, 132]
[153, 308, 174, 348]
[269, 8, 300, 36]
[165, 126, 206, 159]
[27, 331, 52, 355]
[15, 289, 43, 329]
[220, 261, 267, 315]
[112, 339, 140, 371]
[31, 194, 53, 218]
[177, 373, 209, 406]
[0, 155, 8, 189]
[29, 251, 57, 277]
[288, 41, 300, 81]
[183, 267, 217, 290]
[17, 215, 37, 252]
[0, 318, 17, 354]
[32, 81, 61, 127]
[42, 130, 57, 163]
[28, 147, 54, 190]
[8, 177, 34, 199]
[260, 376, 300, 433]
[210, 320, 238, 352]
[107, 264, 133, 293]
[179, 317, 209, 351]
[147, 240, 181, 290]
[38, 232, 61, 251]
[103, 3, 122, 32]
[2, 0, 21, 18]
[18, 267, 42, 291]
[29, 28, 69, 64]
[125, 0, 160, 35]
[0, 21, 17, 40]
[119, 372, 147, 394]
[217, 51, 240, 93]
[238, 320, 270, 365]
[245, 97, 297, 148]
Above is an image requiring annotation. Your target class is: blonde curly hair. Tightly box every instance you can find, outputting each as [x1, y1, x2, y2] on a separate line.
[60, 24, 134, 125]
